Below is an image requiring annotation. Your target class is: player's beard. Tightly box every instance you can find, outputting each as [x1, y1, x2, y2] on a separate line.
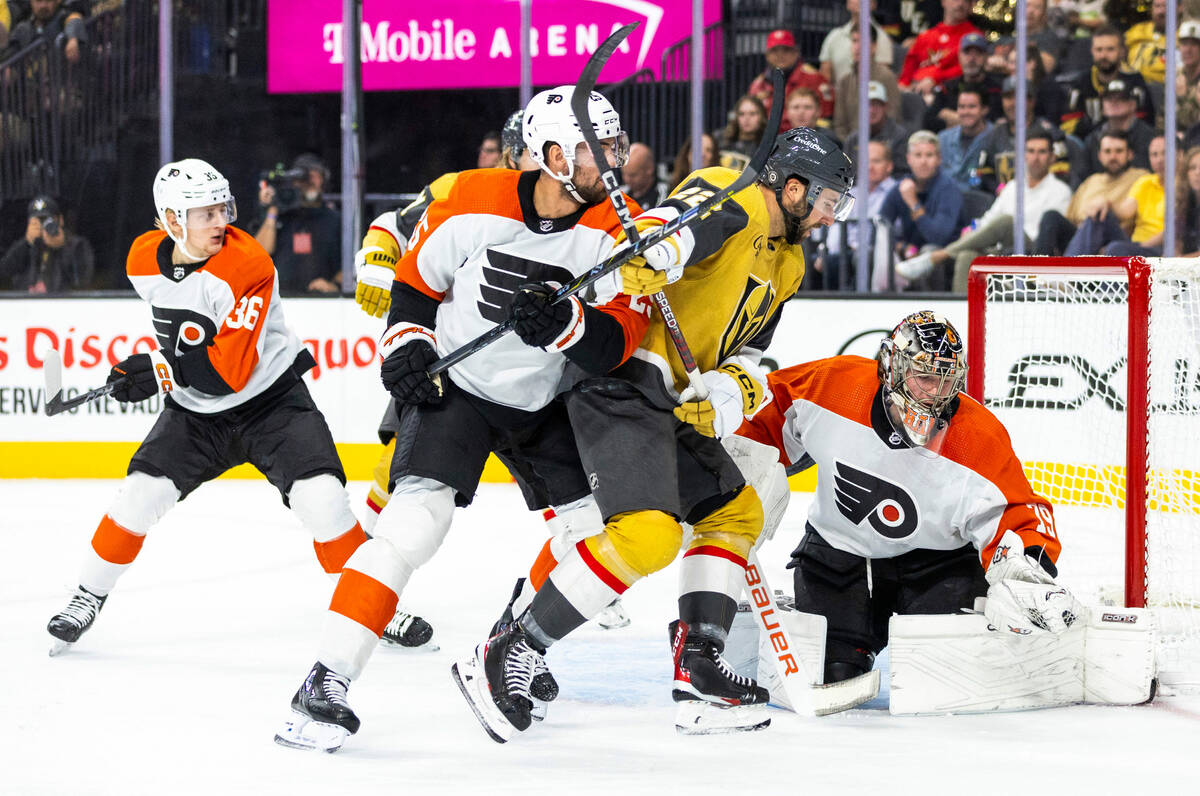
[571, 175, 607, 205]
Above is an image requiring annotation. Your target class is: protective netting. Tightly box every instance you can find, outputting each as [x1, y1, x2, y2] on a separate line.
[978, 260, 1200, 690]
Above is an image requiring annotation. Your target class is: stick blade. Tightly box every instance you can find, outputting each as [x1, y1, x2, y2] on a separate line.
[42, 348, 64, 416]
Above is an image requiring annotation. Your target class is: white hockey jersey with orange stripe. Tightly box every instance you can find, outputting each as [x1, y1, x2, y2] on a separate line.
[738, 356, 1061, 572]
[396, 168, 648, 412]
[126, 227, 305, 414]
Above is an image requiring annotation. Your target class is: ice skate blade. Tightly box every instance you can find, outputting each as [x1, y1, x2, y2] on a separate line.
[48, 638, 72, 657]
[595, 601, 631, 630]
[674, 701, 771, 735]
[379, 637, 440, 652]
[273, 710, 350, 753]
[450, 651, 517, 744]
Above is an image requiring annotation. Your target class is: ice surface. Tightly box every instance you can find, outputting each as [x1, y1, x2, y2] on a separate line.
[4, 480, 1197, 795]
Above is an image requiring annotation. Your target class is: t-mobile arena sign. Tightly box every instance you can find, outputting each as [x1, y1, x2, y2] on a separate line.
[267, 0, 722, 93]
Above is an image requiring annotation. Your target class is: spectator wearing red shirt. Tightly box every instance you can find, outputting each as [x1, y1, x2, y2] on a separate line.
[748, 29, 834, 124]
[898, 0, 980, 93]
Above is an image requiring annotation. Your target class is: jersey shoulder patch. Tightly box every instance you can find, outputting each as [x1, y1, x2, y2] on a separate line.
[127, 230, 169, 277]
[770, 355, 877, 426]
[446, 168, 524, 223]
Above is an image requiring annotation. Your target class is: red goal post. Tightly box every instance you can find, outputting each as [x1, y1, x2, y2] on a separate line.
[967, 256, 1200, 688]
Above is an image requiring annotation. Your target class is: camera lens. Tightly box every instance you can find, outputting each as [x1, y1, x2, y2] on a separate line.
[42, 216, 60, 236]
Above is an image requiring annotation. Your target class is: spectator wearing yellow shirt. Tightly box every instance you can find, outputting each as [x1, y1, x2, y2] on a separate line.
[1127, 0, 1168, 85]
[1065, 134, 1168, 256]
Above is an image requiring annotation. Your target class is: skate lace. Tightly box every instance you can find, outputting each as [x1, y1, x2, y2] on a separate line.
[57, 591, 101, 627]
[322, 670, 353, 710]
[710, 646, 755, 688]
[504, 638, 542, 700]
[384, 611, 413, 636]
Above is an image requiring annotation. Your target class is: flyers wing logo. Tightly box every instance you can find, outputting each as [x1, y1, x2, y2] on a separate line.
[832, 461, 919, 540]
[717, 274, 776, 362]
[477, 249, 575, 324]
[151, 306, 217, 357]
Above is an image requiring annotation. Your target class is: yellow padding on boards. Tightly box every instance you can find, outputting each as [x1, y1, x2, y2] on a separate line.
[0, 442, 516, 483]
[688, 485, 764, 556]
[585, 510, 682, 583]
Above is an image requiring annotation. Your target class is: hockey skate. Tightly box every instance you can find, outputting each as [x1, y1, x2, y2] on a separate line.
[47, 585, 106, 656]
[274, 662, 360, 753]
[670, 620, 771, 735]
[379, 609, 437, 651]
[451, 623, 557, 743]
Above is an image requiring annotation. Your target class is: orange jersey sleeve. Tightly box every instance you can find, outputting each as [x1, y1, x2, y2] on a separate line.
[940, 397, 1062, 570]
[185, 228, 276, 393]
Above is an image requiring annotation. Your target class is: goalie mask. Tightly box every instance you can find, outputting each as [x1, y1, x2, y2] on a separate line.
[153, 158, 236, 261]
[523, 85, 629, 202]
[760, 127, 855, 243]
[877, 311, 967, 452]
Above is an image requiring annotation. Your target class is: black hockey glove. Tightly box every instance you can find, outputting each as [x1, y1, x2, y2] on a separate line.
[379, 323, 443, 405]
[510, 282, 585, 351]
[107, 351, 177, 403]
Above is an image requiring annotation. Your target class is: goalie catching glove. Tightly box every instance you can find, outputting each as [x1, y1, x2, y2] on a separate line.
[674, 362, 770, 438]
[983, 530, 1084, 635]
[379, 323, 443, 405]
[617, 208, 694, 296]
[510, 283, 586, 352]
[107, 350, 177, 403]
[354, 212, 404, 318]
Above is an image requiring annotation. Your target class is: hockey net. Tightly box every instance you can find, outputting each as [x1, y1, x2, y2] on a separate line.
[968, 257, 1200, 691]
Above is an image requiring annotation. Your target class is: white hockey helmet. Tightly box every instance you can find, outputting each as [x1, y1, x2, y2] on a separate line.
[877, 311, 967, 452]
[153, 158, 237, 258]
[522, 85, 628, 200]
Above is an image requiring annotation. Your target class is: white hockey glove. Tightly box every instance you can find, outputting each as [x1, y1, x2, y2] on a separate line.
[354, 212, 405, 318]
[674, 362, 771, 438]
[983, 530, 1085, 635]
[720, 435, 790, 547]
[617, 208, 695, 296]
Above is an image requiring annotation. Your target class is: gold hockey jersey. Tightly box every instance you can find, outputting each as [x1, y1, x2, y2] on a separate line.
[598, 166, 806, 400]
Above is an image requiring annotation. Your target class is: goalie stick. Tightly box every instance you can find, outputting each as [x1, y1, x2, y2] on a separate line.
[575, 49, 878, 717]
[426, 60, 786, 377]
[41, 348, 129, 416]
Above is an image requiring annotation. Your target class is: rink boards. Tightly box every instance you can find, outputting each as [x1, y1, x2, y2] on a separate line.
[0, 295, 963, 483]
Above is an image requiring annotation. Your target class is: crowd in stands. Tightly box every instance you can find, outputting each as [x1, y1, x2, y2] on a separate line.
[5, 0, 1200, 295]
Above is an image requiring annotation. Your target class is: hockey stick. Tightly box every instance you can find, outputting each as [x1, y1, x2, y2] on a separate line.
[576, 58, 878, 716]
[571, 22, 721, 397]
[426, 66, 785, 377]
[745, 551, 880, 716]
[42, 348, 129, 416]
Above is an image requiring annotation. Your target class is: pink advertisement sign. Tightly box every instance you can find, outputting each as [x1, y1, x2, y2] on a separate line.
[267, 0, 722, 93]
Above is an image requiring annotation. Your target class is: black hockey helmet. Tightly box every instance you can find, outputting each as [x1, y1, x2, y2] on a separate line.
[760, 127, 855, 239]
[501, 109, 526, 157]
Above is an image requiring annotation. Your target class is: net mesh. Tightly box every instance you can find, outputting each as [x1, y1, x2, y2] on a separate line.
[980, 260, 1200, 689]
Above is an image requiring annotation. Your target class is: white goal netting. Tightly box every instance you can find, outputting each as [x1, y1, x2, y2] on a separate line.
[975, 258, 1200, 690]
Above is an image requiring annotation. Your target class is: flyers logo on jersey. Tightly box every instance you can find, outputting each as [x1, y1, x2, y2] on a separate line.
[717, 274, 776, 362]
[477, 249, 575, 324]
[151, 306, 217, 357]
[832, 461, 919, 540]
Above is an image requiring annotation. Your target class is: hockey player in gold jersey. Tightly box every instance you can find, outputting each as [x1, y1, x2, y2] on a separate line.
[456, 128, 856, 737]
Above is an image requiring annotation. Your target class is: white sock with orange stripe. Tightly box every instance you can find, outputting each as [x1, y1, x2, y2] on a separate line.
[318, 538, 407, 680]
[77, 473, 179, 595]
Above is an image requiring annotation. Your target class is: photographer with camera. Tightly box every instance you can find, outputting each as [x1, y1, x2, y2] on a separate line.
[1, 195, 95, 293]
[251, 153, 342, 295]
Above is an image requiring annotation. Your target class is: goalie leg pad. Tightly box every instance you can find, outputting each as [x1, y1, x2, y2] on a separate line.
[887, 608, 1157, 715]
